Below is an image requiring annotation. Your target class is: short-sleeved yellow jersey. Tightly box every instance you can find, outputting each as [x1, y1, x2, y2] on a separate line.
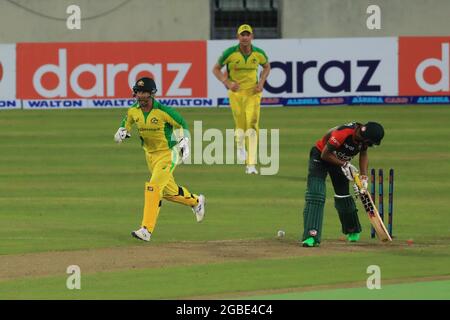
[218, 45, 269, 91]
[120, 99, 187, 153]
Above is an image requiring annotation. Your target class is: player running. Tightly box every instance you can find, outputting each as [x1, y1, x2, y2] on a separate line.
[300, 122, 385, 247]
[212, 24, 271, 175]
[114, 77, 205, 242]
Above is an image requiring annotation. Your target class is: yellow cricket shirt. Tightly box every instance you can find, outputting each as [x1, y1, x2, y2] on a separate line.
[120, 99, 187, 153]
[218, 44, 269, 91]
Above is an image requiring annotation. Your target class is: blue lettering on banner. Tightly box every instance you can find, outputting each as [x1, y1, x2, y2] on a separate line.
[264, 59, 382, 94]
[26, 100, 83, 108]
[285, 98, 320, 105]
[159, 99, 213, 107]
[416, 96, 450, 104]
[318, 61, 351, 93]
[351, 96, 384, 104]
[8, 95, 450, 111]
[281, 95, 450, 107]
[265, 61, 293, 94]
[218, 98, 229, 105]
[356, 61, 381, 92]
[91, 99, 135, 107]
[0, 100, 18, 108]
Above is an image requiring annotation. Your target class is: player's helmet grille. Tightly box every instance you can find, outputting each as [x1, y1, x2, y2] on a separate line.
[361, 122, 384, 146]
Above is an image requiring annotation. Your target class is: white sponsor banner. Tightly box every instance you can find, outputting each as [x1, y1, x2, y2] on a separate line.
[154, 98, 215, 107]
[0, 100, 21, 109]
[86, 98, 214, 108]
[22, 98, 216, 109]
[207, 38, 398, 99]
[88, 99, 136, 108]
[23, 99, 87, 109]
[0, 44, 16, 100]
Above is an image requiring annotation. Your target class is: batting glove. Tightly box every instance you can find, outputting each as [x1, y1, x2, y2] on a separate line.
[178, 137, 190, 161]
[114, 127, 130, 143]
[360, 175, 369, 191]
[341, 162, 358, 181]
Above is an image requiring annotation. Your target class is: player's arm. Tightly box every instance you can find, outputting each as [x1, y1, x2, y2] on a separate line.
[320, 132, 345, 166]
[122, 108, 135, 132]
[321, 134, 358, 181]
[114, 109, 133, 143]
[359, 149, 369, 176]
[160, 106, 190, 160]
[160, 104, 188, 142]
[254, 48, 270, 92]
[320, 144, 346, 166]
[212, 50, 229, 84]
[357, 148, 369, 189]
[213, 48, 240, 92]
[212, 62, 239, 92]
[256, 62, 271, 92]
[160, 105, 187, 130]
[212, 62, 228, 85]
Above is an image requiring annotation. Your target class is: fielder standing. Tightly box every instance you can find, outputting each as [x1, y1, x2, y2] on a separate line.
[300, 122, 384, 247]
[212, 24, 271, 174]
[114, 77, 205, 241]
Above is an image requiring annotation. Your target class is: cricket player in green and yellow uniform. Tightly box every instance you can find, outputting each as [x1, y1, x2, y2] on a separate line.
[114, 77, 205, 242]
[213, 24, 271, 174]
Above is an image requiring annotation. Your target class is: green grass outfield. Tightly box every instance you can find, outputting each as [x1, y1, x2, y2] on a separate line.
[244, 279, 450, 300]
[0, 105, 449, 299]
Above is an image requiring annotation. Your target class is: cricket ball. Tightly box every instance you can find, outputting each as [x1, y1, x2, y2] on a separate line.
[277, 230, 285, 238]
[406, 239, 414, 246]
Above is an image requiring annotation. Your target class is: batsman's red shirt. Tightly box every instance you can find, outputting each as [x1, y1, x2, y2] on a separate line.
[315, 122, 368, 162]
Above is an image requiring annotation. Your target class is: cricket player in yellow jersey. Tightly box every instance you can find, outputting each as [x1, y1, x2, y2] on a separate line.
[114, 77, 205, 242]
[213, 24, 271, 174]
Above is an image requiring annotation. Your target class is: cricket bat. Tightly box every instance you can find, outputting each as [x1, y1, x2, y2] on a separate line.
[354, 174, 392, 242]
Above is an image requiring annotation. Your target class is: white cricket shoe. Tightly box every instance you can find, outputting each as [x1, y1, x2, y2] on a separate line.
[192, 194, 206, 222]
[245, 165, 258, 175]
[131, 226, 151, 242]
[237, 147, 247, 162]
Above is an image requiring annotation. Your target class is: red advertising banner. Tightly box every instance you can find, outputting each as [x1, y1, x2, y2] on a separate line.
[17, 41, 207, 99]
[399, 37, 450, 96]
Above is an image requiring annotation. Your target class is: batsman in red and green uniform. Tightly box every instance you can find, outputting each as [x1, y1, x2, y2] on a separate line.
[301, 122, 385, 247]
[114, 77, 205, 242]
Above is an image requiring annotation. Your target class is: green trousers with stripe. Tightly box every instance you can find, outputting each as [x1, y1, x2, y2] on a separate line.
[301, 147, 362, 243]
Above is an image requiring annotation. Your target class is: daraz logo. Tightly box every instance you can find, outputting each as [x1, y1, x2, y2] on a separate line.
[415, 43, 449, 92]
[399, 38, 450, 95]
[32, 49, 193, 98]
[0, 62, 3, 82]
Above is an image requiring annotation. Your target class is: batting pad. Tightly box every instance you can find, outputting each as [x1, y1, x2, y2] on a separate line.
[141, 183, 161, 233]
[302, 175, 326, 243]
[334, 195, 362, 234]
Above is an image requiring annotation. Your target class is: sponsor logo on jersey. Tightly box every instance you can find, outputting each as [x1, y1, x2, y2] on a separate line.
[330, 136, 339, 146]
